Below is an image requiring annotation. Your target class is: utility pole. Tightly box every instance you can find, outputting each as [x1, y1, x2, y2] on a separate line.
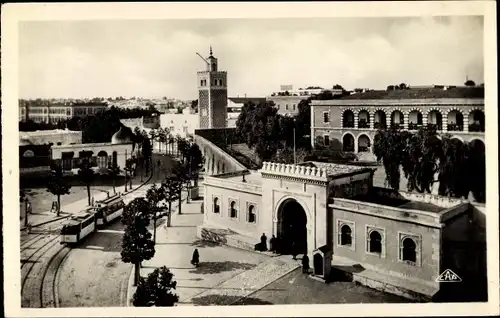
[293, 118, 297, 165]
[24, 198, 29, 227]
[124, 149, 128, 192]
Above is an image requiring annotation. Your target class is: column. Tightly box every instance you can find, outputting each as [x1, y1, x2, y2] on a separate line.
[354, 112, 359, 129]
[442, 114, 448, 132]
[422, 112, 428, 127]
[403, 112, 409, 130]
[463, 113, 469, 132]
[354, 138, 359, 153]
[369, 112, 374, 129]
[386, 112, 391, 129]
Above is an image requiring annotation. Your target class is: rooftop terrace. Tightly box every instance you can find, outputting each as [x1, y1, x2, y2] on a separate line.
[338, 87, 484, 100]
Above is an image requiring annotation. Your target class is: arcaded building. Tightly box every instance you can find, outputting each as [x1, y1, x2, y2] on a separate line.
[199, 161, 484, 301]
[310, 86, 485, 161]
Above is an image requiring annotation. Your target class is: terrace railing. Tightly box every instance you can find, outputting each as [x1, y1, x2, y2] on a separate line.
[469, 123, 485, 132]
[447, 123, 464, 132]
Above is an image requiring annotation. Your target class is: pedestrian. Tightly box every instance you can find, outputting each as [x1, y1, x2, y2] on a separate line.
[191, 248, 200, 267]
[269, 235, 276, 253]
[291, 241, 298, 260]
[260, 233, 268, 252]
[302, 255, 310, 274]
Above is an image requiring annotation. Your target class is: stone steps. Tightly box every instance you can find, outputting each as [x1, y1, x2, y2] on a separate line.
[183, 257, 299, 306]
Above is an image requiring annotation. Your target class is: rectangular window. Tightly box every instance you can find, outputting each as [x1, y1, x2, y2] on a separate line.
[323, 112, 330, 123]
[293, 104, 296, 111]
[285, 104, 289, 110]
[324, 135, 330, 147]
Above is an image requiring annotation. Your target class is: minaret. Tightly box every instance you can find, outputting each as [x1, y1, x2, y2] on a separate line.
[197, 46, 228, 129]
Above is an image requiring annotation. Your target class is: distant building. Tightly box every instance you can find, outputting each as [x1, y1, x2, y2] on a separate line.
[19, 100, 108, 124]
[19, 129, 82, 176]
[226, 97, 266, 128]
[197, 47, 228, 129]
[159, 107, 199, 139]
[267, 86, 343, 116]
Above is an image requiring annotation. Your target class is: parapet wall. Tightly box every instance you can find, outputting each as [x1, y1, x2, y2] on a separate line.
[260, 162, 329, 182]
[372, 187, 468, 208]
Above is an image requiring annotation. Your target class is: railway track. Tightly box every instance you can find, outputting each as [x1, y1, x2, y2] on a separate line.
[20, 164, 157, 308]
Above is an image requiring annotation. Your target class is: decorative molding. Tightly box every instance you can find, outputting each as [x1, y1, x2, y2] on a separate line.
[337, 219, 356, 251]
[260, 162, 329, 182]
[365, 225, 386, 258]
[246, 201, 258, 225]
[397, 231, 422, 267]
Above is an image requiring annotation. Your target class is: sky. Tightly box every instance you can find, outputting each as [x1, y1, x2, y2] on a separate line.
[18, 16, 484, 100]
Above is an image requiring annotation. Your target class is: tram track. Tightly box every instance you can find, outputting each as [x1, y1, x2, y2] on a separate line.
[21, 160, 158, 308]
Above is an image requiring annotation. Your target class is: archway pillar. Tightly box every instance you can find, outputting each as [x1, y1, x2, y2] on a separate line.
[464, 115, 469, 132]
[369, 113, 374, 129]
[422, 114, 428, 127]
[354, 113, 359, 129]
[403, 113, 409, 130]
[442, 115, 448, 132]
[385, 114, 391, 129]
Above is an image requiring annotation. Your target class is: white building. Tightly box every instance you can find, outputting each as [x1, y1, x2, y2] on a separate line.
[159, 107, 199, 138]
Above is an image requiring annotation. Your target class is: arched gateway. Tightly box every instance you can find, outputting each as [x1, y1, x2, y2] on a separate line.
[277, 199, 308, 255]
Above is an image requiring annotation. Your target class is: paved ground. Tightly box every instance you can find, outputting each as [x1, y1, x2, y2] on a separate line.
[233, 267, 410, 305]
[128, 199, 272, 306]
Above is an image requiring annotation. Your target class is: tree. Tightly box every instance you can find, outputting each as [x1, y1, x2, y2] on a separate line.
[77, 158, 95, 206]
[160, 176, 181, 227]
[373, 127, 484, 202]
[107, 162, 121, 194]
[399, 83, 408, 89]
[465, 80, 476, 87]
[46, 164, 71, 216]
[121, 197, 155, 286]
[132, 266, 179, 307]
[146, 184, 167, 244]
[157, 128, 168, 154]
[185, 142, 204, 187]
[235, 101, 282, 164]
[125, 157, 136, 190]
[190, 99, 198, 112]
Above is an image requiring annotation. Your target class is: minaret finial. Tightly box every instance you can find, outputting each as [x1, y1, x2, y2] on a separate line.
[210, 45, 213, 56]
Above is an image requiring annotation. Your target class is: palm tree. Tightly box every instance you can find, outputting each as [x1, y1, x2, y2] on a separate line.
[107, 162, 121, 194]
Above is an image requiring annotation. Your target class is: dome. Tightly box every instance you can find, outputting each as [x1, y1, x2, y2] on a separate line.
[111, 126, 133, 144]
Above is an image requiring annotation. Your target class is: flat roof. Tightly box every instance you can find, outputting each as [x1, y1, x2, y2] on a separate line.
[225, 172, 262, 185]
[299, 161, 373, 178]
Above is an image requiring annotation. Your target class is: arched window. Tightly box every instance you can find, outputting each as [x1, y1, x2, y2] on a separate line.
[368, 231, 382, 254]
[213, 197, 220, 213]
[230, 201, 237, 218]
[401, 237, 417, 263]
[340, 225, 352, 246]
[247, 205, 256, 223]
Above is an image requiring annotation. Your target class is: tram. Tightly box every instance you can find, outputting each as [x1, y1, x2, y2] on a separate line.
[94, 194, 125, 226]
[60, 210, 97, 245]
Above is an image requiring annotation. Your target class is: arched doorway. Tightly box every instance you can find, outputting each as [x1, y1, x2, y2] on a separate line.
[469, 110, 485, 132]
[342, 133, 355, 152]
[342, 110, 355, 128]
[447, 110, 464, 131]
[357, 134, 371, 153]
[427, 110, 443, 130]
[390, 110, 404, 129]
[97, 150, 108, 169]
[358, 110, 370, 128]
[374, 110, 386, 129]
[277, 199, 308, 255]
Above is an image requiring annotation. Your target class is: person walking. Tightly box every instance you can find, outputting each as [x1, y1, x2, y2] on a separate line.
[191, 248, 200, 267]
[302, 255, 310, 274]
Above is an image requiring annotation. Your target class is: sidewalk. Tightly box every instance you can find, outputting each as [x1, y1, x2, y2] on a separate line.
[126, 196, 300, 307]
